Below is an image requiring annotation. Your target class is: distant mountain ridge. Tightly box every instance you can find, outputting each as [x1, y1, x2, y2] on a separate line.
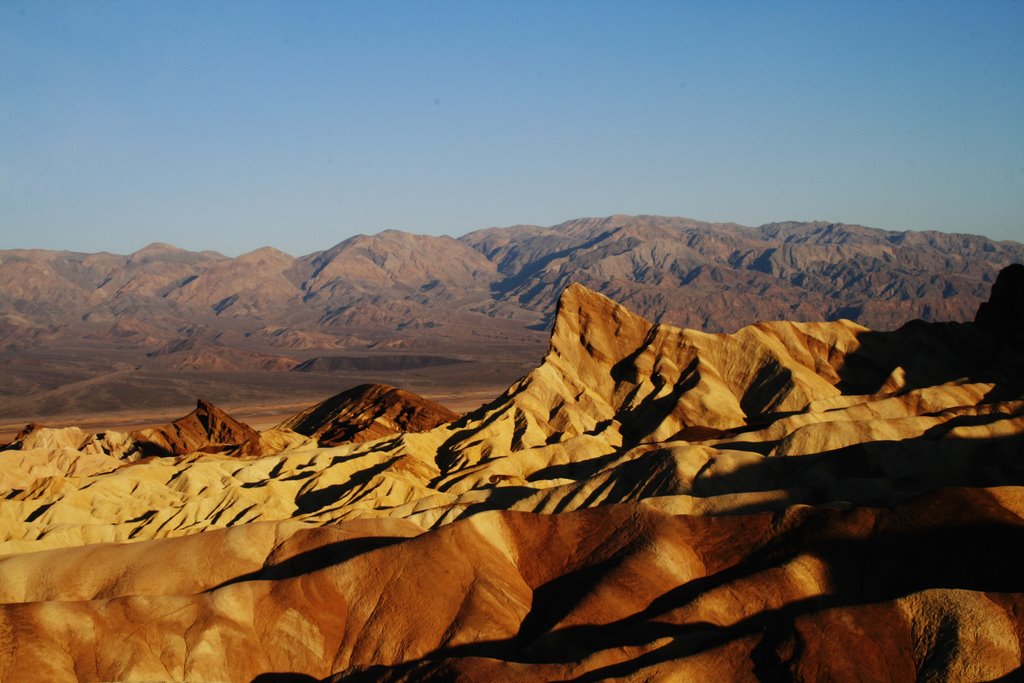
[462, 215, 1024, 330]
[3, 215, 1020, 338]
[2, 215, 1022, 418]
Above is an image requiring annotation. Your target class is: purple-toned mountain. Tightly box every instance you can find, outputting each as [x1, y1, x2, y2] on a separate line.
[461, 215, 1024, 330]
[1, 215, 1021, 418]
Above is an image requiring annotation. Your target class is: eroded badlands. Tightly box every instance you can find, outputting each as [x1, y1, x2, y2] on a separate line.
[1, 269, 1023, 681]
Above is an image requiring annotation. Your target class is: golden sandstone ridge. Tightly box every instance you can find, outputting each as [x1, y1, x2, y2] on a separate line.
[2, 268, 1024, 682]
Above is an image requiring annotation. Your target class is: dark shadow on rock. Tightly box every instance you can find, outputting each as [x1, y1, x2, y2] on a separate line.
[980, 667, 1024, 683]
[512, 554, 630, 656]
[616, 358, 701, 447]
[835, 320, 1009, 395]
[668, 424, 729, 441]
[692, 432, 1024, 513]
[740, 360, 794, 417]
[251, 674, 320, 683]
[566, 494, 1024, 681]
[709, 439, 777, 455]
[920, 408, 1024, 439]
[432, 394, 519, 475]
[451, 485, 539, 522]
[294, 457, 400, 514]
[211, 535, 406, 591]
[573, 448, 687, 509]
[976, 263, 1024, 348]
[836, 264, 1024, 396]
[339, 488, 1024, 681]
[527, 450, 624, 483]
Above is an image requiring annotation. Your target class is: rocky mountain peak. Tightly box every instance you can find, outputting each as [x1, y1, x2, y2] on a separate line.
[131, 399, 261, 457]
[548, 282, 654, 366]
[279, 383, 458, 446]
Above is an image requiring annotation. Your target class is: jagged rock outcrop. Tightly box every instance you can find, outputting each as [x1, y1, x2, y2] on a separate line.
[130, 398, 263, 457]
[431, 284, 869, 474]
[280, 383, 459, 445]
[6, 423, 90, 451]
[0, 400, 297, 461]
[1, 276, 1023, 681]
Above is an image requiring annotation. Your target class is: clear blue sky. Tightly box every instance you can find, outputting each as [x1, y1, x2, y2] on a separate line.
[2, 1, 1022, 255]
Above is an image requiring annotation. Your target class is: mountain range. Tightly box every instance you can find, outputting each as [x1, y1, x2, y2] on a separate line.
[2, 215, 1022, 420]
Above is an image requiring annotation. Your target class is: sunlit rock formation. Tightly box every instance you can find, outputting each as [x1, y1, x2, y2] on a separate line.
[1, 269, 1022, 681]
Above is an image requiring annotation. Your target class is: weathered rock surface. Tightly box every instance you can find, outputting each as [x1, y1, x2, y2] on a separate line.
[279, 383, 459, 445]
[130, 398, 265, 457]
[5, 399, 270, 461]
[1, 275, 1023, 681]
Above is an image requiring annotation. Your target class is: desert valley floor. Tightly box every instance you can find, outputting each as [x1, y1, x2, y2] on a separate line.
[2, 266, 1024, 681]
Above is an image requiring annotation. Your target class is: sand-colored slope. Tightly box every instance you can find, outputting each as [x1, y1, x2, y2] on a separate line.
[1, 271, 1023, 680]
[2, 281, 1023, 553]
[0, 490, 1022, 681]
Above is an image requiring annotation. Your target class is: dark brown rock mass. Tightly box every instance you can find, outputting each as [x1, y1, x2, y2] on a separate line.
[280, 383, 459, 445]
[130, 398, 262, 457]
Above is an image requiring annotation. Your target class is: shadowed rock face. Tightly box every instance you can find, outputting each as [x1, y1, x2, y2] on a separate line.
[976, 263, 1024, 348]
[1, 274, 1023, 681]
[279, 383, 459, 445]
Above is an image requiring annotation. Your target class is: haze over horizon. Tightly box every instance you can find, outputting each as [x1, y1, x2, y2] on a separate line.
[2, 1, 1023, 256]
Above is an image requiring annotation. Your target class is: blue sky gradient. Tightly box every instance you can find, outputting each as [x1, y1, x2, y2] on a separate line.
[2, 1, 1022, 255]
